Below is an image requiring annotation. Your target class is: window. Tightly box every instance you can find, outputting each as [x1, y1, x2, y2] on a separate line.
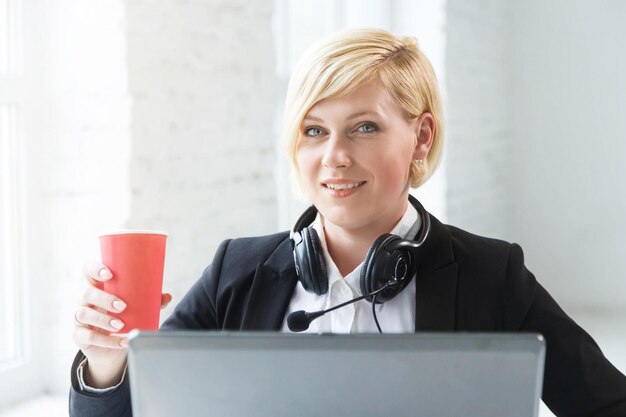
[0, 104, 24, 367]
[0, 0, 25, 370]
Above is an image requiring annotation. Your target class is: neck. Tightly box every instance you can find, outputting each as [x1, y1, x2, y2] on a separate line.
[322, 200, 408, 276]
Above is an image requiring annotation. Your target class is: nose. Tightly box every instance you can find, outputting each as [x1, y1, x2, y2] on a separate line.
[321, 134, 352, 169]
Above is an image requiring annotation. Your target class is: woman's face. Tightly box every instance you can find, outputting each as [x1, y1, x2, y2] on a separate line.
[296, 77, 432, 233]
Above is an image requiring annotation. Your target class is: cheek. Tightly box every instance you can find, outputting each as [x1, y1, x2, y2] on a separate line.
[296, 150, 316, 184]
[373, 147, 413, 187]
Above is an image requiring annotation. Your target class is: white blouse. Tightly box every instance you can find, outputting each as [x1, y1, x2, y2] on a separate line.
[281, 203, 420, 334]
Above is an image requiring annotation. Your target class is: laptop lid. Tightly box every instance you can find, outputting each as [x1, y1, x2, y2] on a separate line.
[127, 331, 545, 417]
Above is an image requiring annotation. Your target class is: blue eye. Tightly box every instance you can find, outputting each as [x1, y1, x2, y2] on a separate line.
[304, 127, 324, 137]
[357, 123, 377, 133]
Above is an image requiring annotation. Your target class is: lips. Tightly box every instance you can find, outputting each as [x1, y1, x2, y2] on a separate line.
[321, 180, 367, 198]
[323, 181, 367, 190]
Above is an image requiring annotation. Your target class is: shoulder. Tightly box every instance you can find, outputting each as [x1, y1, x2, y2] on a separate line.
[222, 230, 290, 256]
[442, 223, 536, 330]
[447, 224, 519, 271]
[215, 230, 291, 275]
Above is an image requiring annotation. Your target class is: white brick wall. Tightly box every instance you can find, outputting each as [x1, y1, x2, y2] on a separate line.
[124, 0, 277, 319]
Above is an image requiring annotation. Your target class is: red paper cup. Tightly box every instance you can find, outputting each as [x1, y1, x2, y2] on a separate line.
[99, 230, 167, 335]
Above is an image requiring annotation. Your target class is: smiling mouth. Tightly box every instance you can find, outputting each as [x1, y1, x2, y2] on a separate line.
[323, 181, 367, 190]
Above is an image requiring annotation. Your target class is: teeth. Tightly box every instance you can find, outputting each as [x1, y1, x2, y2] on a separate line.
[325, 182, 364, 190]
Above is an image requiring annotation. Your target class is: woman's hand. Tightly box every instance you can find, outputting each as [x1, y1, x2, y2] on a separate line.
[72, 261, 173, 388]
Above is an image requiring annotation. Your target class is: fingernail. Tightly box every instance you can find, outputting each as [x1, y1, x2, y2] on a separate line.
[99, 269, 112, 280]
[120, 338, 128, 347]
[110, 319, 124, 329]
[112, 300, 126, 311]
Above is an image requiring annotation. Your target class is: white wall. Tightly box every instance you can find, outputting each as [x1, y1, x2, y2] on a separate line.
[445, 0, 626, 314]
[511, 0, 626, 312]
[391, 0, 447, 220]
[445, 0, 515, 240]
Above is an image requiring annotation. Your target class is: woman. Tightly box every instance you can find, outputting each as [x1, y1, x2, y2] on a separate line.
[70, 28, 626, 416]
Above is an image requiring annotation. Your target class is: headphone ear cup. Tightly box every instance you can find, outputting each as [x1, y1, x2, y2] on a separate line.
[298, 226, 328, 295]
[360, 234, 416, 303]
[360, 234, 396, 302]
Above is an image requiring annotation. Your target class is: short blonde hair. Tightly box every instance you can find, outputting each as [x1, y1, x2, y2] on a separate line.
[283, 27, 444, 195]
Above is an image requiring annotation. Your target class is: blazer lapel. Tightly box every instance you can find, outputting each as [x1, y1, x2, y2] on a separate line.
[240, 237, 298, 330]
[239, 212, 458, 332]
[413, 214, 458, 331]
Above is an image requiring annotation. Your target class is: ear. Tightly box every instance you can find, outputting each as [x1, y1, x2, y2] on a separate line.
[412, 112, 435, 161]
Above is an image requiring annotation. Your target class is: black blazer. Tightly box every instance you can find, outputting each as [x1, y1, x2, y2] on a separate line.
[69, 213, 626, 417]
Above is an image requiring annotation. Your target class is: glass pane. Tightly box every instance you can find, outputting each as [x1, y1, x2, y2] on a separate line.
[0, 0, 21, 76]
[0, 0, 8, 74]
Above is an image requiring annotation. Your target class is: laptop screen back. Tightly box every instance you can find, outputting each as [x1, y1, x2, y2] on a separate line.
[127, 331, 545, 417]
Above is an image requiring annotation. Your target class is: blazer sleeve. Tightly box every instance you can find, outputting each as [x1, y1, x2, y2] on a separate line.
[506, 243, 626, 416]
[68, 239, 231, 417]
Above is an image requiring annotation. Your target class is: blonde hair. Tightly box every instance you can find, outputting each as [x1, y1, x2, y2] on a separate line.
[283, 27, 444, 195]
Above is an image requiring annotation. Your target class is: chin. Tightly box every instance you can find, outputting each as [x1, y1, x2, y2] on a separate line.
[318, 204, 371, 230]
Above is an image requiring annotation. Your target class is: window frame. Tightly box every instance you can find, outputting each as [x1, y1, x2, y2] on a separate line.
[0, 0, 43, 407]
[0, 104, 25, 370]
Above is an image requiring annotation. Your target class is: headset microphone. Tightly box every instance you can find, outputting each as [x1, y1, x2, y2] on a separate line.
[287, 278, 400, 333]
[288, 195, 431, 333]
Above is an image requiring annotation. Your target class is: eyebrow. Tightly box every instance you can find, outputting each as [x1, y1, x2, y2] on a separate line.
[303, 111, 381, 123]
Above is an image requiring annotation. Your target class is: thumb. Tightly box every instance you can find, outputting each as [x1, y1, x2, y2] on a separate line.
[160, 293, 173, 309]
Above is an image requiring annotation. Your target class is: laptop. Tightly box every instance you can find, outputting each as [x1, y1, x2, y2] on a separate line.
[127, 331, 545, 417]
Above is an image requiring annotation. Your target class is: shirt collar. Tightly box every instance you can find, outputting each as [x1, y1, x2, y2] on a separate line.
[310, 200, 421, 285]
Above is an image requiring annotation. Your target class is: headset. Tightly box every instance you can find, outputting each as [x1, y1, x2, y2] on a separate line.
[289, 194, 431, 306]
